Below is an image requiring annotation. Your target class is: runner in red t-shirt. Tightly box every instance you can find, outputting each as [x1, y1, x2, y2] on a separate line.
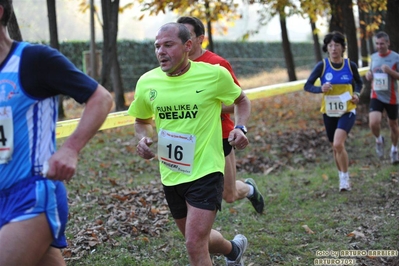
[177, 16, 264, 214]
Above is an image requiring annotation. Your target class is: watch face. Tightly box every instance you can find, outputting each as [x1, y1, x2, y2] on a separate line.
[235, 125, 247, 134]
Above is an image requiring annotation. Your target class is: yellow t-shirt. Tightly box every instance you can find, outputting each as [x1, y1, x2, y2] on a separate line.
[128, 61, 241, 186]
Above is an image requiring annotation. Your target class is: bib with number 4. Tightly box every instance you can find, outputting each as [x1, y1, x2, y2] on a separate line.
[325, 95, 347, 117]
[158, 129, 196, 175]
[373, 73, 388, 91]
[0, 106, 14, 164]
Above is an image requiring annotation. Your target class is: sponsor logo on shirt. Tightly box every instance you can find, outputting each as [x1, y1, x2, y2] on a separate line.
[341, 75, 350, 81]
[0, 80, 18, 102]
[149, 89, 157, 101]
[325, 73, 333, 81]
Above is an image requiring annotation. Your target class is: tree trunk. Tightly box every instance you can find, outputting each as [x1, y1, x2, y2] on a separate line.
[8, 9, 22, 41]
[328, 0, 358, 64]
[100, 0, 112, 90]
[46, 0, 65, 119]
[89, 0, 98, 80]
[204, 0, 214, 52]
[368, 34, 374, 54]
[279, 11, 296, 81]
[358, 6, 368, 68]
[357, 2, 371, 108]
[310, 20, 322, 63]
[111, 55, 126, 111]
[109, 0, 125, 110]
[341, 0, 358, 65]
[47, 0, 59, 50]
[328, 0, 344, 33]
[385, 0, 399, 52]
[101, 0, 125, 110]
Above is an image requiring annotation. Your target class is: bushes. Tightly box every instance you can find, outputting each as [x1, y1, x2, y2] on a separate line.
[59, 40, 316, 90]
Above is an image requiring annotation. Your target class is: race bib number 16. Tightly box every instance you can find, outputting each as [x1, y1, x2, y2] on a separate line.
[0, 106, 14, 164]
[158, 129, 196, 175]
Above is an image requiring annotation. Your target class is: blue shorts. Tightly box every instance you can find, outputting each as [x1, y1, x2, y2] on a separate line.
[0, 176, 68, 248]
[323, 112, 356, 143]
[163, 172, 224, 219]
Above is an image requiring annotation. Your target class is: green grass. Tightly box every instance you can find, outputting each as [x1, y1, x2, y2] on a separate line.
[61, 82, 399, 265]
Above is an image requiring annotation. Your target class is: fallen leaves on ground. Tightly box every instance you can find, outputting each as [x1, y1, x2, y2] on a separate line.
[62, 89, 397, 264]
[302, 225, 315, 234]
[64, 179, 169, 261]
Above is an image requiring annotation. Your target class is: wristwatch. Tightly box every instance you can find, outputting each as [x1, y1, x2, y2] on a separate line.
[234, 125, 248, 135]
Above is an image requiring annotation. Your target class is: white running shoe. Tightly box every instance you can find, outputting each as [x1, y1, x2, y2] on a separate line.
[376, 137, 385, 158]
[390, 150, 399, 165]
[225, 234, 248, 266]
[339, 174, 351, 192]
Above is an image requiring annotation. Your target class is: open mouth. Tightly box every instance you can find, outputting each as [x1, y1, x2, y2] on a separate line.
[159, 58, 169, 67]
[159, 57, 168, 63]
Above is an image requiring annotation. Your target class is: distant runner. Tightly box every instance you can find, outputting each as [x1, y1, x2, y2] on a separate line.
[366, 31, 399, 164]
[304, 31, 362, 192]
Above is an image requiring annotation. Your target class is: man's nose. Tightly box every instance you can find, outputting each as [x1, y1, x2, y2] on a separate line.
[157, 46, 166, 54]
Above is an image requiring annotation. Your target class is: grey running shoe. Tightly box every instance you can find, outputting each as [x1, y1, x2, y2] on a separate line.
[339, 175, 351, 192]
[376, 137, 385, 158]
[390, 150, 399, 165]
[225, 234, 248, 266]
[245, 178, 265, 214]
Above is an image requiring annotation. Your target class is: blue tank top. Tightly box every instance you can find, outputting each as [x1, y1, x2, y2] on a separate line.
[0, 42, 58, 189]
[319, 58, 356, 114]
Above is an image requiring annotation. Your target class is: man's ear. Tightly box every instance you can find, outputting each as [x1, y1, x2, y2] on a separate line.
[198, 34, 205, 44]
[185, 39, 193, 52]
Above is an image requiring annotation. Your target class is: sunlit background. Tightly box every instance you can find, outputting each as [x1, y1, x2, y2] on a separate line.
[14, 0, 328, 42]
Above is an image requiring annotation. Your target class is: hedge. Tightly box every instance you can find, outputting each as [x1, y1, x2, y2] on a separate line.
[58, 40, 317, 91]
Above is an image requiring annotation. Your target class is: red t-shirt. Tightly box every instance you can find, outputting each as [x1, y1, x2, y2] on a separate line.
[194, 50, 240, 139]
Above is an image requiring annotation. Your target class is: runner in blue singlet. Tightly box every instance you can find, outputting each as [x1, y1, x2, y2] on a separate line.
[0, 1, 113, 264]
[304, 31, 363, 192]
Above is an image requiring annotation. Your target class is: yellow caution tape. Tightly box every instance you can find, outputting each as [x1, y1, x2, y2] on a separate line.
[358, 67, 369, 75]
[245, 79, 313, 100]
[56, 111, 135, 139]
[56, 67, 370, 139]
[245, 67, 369, 100]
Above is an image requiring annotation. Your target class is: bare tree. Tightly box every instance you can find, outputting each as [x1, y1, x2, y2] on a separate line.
[204, 0, 214, 52]
[358, 6, 368, 68]
[279, 9, 296, 81]
[310, 20, 322, 63]
[46, 0, 66, 118]
[357, 2, 371, 107]
[47, 0, 59, 50]
[89, 0, 98, 80]
[101, 0, 126, 111]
